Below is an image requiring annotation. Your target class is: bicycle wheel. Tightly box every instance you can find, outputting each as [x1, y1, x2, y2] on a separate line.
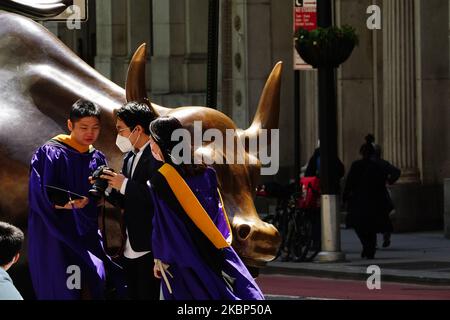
[305, 241, 321, 261]
[304, 210, 321, 261]
[290, 210, 314, 262]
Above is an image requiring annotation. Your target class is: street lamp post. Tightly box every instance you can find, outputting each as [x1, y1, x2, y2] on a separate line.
[316, 0, 345, 262]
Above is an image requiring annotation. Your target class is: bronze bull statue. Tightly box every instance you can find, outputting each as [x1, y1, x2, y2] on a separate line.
[0, 11, 282, 267]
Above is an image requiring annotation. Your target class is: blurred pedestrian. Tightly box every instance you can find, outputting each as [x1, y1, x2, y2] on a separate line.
[343, 134, 400, 259]
[372, 138, 401, 248]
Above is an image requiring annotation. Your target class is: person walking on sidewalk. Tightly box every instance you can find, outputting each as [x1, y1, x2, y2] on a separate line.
[372, 139, 401, 248]
[343, 134, 400, 259]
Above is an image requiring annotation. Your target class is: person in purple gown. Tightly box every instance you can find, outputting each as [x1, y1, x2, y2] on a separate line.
[146, 116, 264, 300]
[28, 99, 124, 300]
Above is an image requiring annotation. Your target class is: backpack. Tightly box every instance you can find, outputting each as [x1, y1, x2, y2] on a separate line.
[299, 176, 321, 209]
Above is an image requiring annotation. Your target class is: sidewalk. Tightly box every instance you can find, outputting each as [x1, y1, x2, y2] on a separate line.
[261, 228, 450, 285]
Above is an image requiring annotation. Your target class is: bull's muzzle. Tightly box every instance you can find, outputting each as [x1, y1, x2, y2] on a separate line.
[233, 217, 281, 267]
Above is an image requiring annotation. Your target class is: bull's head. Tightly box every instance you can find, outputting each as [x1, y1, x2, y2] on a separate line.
[125, 45, 283, 266]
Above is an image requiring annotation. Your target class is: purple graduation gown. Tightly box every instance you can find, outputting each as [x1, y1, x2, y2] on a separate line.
[28, 140, 124, 300]
[149, 167, 264, 300]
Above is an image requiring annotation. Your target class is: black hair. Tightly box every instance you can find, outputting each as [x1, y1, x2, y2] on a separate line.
[149, 116, 206, 177]
[0, 222, 24, 266]
[69, 99, 101, 123]
[116, 101, 157, 135]
[360, 134, 376, 159]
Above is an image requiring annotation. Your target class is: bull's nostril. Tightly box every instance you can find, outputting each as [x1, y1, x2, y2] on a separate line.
[237, 224, 251, 240]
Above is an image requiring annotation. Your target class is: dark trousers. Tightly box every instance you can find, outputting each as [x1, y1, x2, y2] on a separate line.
[122, 252, 160, 300]
[354, 228, 377, 258]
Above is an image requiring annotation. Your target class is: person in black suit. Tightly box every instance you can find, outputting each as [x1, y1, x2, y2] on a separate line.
[100, 101, 161, 299]
[343, 135, 401, 259]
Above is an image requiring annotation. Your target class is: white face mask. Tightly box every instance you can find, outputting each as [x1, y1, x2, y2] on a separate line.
[116, 128, 138, 153]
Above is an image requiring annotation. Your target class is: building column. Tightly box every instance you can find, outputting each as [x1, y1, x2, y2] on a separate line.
[382, 0, 419, 183]
[245, 0, 273, 124]
[185, 0, 208, 93]
[230, 0, 249, 129]
[95, 0, 152, 88]
[299, 71, 319, 166]
[127, 0, 152, 90]
[95, 0, 127, 85]
[220, 0, 233, 116]
[150, 0, 207, 106]
[228, 0, 273, 129]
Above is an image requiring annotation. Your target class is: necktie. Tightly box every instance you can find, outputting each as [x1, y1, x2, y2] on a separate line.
[127, 153, 136, 178]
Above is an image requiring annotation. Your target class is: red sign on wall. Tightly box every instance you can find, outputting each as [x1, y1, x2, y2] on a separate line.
[294, 0, 317, 70]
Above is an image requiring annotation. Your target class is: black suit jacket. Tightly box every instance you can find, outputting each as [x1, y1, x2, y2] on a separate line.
[107, 145, 161, 252]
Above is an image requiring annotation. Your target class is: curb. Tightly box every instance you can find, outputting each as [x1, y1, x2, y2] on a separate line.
[261, 264, 450, 286]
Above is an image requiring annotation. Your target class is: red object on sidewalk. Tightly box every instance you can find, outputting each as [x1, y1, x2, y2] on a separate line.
[299, 176, 321, 209]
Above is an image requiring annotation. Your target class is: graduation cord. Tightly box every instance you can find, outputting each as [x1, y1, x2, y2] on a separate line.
[69, 194, 75, 208]
[155, 259, 174, 294]
[216, 188, 233, 245]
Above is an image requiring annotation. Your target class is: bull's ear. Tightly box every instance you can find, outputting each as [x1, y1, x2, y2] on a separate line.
[125, 43, 159, 116]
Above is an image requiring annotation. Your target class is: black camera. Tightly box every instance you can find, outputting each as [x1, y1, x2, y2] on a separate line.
[89, 165, 114, 199]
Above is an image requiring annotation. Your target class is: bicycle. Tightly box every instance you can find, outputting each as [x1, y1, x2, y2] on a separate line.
[258, 183, 321, 262]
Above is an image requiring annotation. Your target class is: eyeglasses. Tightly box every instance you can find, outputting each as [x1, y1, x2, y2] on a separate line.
[117, 127, 132, 134]
[117, 127, 139, 137]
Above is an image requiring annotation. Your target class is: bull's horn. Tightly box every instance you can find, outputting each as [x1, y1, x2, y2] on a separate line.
[244, 62, 282, 139]
[125, 43, 159, 116]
